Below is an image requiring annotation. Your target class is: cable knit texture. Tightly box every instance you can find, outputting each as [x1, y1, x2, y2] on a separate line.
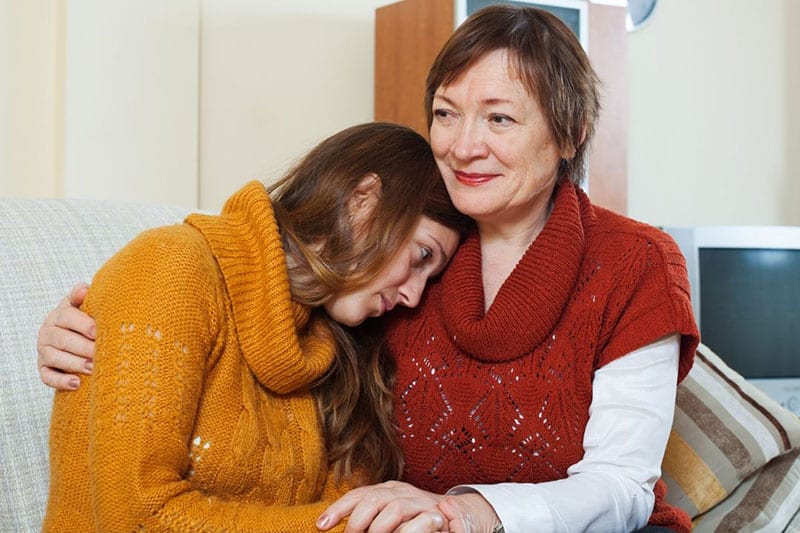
[44, 181, 347, 533]
[388, 183, 700, 533]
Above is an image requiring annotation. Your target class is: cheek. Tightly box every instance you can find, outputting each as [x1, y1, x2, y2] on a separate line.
[380, 260, 410, 287]
[504, 138, 558, 177]
[429, 127, 450, 159]
[323, 293, 364, 327]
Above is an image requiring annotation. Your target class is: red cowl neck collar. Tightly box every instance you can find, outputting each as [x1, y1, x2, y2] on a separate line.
[440, 183, 596, 363]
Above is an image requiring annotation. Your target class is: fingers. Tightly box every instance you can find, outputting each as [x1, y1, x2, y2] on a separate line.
[39, 366, 82, 391]
[392, 511, 447, 533]
[318, 481, 410, 530]
[437, 494, 498, 533]
[348, 494, 434, 532]
[317, 482, 444, 533]
[437, 498, 468, 533]
[46, 289, 96, 341]
[38, 321, 96, 363]
[38, 341, 94, 374]
[37, 341, 93, 391]
[317, 485, 372, 530]
[67, 282, 90, 308]
[37, 283, 97, 390]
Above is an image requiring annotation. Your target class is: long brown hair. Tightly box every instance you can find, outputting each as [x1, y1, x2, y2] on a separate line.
[425, 5, 600, 185]
[268, 122, 472, 484]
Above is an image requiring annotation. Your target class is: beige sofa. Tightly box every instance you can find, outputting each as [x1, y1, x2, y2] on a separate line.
[1, 196, 799, 532]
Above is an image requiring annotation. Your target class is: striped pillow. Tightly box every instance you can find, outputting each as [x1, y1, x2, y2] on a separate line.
[690, 449, 800, 532]
[662, 343, 800, 526]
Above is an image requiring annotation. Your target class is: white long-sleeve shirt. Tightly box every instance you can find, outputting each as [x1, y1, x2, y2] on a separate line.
[450, 334, 681, 533]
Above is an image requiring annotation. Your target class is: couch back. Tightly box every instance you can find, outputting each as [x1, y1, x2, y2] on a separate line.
[0, 197, 189, 531]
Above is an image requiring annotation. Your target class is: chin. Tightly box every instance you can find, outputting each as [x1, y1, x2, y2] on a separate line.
[336, 314, 365, 328]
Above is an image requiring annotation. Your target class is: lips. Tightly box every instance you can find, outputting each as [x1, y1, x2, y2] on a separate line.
[454, 170, 498, 186]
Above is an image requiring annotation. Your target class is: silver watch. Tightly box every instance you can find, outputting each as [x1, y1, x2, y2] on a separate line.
[493, 524, 505, 533]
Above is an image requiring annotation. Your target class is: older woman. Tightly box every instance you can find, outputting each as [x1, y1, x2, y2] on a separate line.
[317, 6, 698, 533]
[39, 6, 698, 533]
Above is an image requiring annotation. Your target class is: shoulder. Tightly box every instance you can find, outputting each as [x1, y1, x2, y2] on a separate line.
[593, 207, 676, 250]
[589, 207, 687, 282]
[588, 208, 698, 378]
[90, 223, 223, 322]
[102, 223, 218, 280]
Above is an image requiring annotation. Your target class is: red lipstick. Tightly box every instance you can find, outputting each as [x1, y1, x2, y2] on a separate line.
[454, 171, 497, 186]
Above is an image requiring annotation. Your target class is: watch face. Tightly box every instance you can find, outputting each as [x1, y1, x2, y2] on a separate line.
[626, 0, 658, 32]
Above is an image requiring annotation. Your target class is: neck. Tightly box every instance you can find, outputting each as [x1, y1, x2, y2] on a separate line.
[478, 198, 552, 310]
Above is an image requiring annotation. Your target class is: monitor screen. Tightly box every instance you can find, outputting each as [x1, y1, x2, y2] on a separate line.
[699, 247, 800, 379]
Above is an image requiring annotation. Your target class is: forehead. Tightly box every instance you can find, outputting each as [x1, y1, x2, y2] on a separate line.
[436, 49, 533, 100]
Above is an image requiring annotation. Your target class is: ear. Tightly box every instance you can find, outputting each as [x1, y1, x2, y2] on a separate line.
[347, 173, 382, 226]
[561, 124, 588, 160]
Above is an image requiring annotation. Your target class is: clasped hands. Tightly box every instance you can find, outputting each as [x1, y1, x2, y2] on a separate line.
[316, 481, 500, 533]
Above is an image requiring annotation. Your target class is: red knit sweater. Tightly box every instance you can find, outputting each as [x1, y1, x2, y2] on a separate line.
[387, 183, 699, 532]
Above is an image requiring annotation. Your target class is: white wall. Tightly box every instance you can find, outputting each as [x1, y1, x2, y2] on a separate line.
[627, 0, 799, 226]
[0, 0, 62, 198]
[2, 0, 798, 224]
[198, 0, 387, 209]
[63, 0, 199, 206]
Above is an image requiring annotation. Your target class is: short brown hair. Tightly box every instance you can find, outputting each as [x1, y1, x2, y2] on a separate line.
[425, 5, 600, 185]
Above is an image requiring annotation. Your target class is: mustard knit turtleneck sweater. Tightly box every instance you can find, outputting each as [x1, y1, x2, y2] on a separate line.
[44, 182, 347, 532]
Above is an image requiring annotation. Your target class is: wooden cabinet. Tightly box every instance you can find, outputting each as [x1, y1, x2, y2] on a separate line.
[375, 0, 628, 214]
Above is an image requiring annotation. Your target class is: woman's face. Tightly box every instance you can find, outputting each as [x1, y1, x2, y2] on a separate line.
[429, 49, 564, 230]
[323, 216, 459, 327]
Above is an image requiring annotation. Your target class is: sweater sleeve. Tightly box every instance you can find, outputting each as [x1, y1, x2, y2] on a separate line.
[46, 225, 347, 533]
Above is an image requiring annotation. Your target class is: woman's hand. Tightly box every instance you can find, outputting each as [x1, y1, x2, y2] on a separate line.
[438, 493, 502, 533]
[316, 480, 447, 532]
[37, 282, 96, 390]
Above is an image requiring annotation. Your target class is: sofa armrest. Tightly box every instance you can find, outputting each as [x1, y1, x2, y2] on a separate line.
[0, 197, 190, 530]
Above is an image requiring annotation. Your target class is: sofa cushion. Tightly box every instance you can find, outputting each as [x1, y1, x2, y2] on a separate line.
[662, 343, 800, 526]
[690, 448, 800, 532]
[0, 198, 189, 531]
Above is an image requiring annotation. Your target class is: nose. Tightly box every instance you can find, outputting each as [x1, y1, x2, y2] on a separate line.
[397, 273, 427, 309]
[451, 119, 488, 161]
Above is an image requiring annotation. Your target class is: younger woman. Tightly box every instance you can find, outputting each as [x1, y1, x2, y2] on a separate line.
[42, 122, 471, 532]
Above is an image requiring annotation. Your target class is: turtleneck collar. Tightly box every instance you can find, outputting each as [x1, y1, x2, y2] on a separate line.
[186, 181, 335, 393]
[440, 183, 596, 363]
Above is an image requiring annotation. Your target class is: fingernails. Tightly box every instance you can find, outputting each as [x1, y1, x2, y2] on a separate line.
[316, 514, 330, 529]
[68, 377, 80, 390]
[84, 360, 94, 373]
[88, 325, 96, 340]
